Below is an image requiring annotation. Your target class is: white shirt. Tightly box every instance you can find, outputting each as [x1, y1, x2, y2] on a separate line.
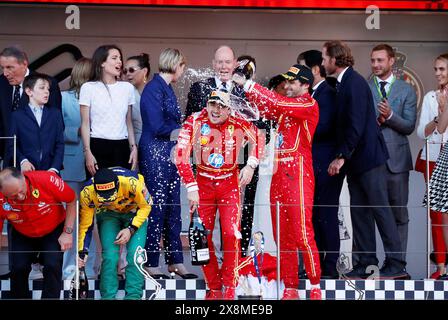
[311, 79, 325, 97]
[337, 67, 349, 83]
[79, 81, 135, 140]
[29, 104, 43, 126]
[375, 73, 394, 94]
[214, 76, 232, 92]
[416, 90, 448, 161]
[375, 74, 395, 120]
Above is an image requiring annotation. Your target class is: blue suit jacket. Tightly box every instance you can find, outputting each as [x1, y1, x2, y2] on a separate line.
[335, 67, 389, 174]
[368, 78, 417, 173]
[140, 73, 182, 143]
[0, 72, 62, 160]
[6, 104, 64, 171]
[312, 80, 339, 167]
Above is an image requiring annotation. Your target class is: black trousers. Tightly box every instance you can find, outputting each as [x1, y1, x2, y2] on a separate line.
[87, 138, 131, 179]
[240, 166, 259, 257]
[349, 164, 405, 270]
[8, 223, 64, 299]
[312, 163, 344, 276]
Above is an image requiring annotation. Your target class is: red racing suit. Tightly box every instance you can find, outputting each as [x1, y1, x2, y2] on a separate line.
[0, 171, 75, 237]
[245, 82, 321, 287]
[176, 109, 262, 290]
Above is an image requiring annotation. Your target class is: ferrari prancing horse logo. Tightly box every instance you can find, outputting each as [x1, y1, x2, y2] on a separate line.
[32, 189, 40, 198]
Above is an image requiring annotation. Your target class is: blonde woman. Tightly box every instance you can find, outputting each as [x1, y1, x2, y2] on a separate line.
[421, 53, 448, 279]
[139, 48, 196, 279]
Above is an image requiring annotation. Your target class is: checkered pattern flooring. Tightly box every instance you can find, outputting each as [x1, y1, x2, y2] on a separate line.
[0, 279, 447, 300]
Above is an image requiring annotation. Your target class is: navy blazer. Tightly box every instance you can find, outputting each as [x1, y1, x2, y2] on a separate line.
[185, 77, 245, 118]
[6, 104, 64, 171]
[140, 73, 182, 143]
[0, 72, 62, 158]
[312, 80, 339, 166]
[335, 67, 389, 175]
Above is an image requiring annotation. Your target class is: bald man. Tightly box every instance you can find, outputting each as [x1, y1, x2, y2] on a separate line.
[0, 167, 76, 299]
[185, 45, 244, 118]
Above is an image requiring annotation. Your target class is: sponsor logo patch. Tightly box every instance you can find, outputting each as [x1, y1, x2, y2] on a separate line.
[201, 123, 211, 135]
[276, 133, 284, 148]
[2, 202, 12, 211]
[200, 136, 209, 145]
[6, 212, 19, 220]
[32, 189, 40, 198]
[208, 153, 224, 168]
[96, 182, 115, 191]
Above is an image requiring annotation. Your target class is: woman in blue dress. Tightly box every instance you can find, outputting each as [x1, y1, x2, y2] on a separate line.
[139, 48, 197, 279]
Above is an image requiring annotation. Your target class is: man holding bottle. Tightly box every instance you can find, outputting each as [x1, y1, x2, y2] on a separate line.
[78, 167, 152, 300]
[175, 90, 263, 300]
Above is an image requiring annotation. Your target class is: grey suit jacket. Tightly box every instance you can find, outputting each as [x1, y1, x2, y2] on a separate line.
[368, 77, 417, 173]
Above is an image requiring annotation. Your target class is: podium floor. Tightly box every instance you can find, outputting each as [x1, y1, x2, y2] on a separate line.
[0, 279, 447, 300]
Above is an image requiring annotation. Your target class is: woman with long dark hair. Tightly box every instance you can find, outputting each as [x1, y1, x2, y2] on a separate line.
[80, 45, 137, 177]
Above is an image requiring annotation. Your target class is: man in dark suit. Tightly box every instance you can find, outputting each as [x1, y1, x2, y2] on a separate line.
[0, 46, 62, 167]
[185, 45, 244, 118]
[369, 44, 417, 264]
[298, 50, 344, 279]
[322, 40, 407, 279]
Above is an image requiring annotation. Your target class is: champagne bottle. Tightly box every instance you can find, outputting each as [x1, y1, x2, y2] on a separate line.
[68, 265, 89, 300]
[79, 266, 89, 299]
[188, 209, 210, 265]
[233, 59, 255, 80]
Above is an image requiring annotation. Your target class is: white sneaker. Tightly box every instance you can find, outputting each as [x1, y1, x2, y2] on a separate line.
[29, 263, 44, 280]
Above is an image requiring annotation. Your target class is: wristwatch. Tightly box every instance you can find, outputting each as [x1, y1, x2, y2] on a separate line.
[127, 225, 138, 236]
[63, 226, 73, 234]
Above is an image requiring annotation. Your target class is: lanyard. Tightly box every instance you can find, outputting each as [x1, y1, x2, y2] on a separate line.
[374, 76, 396, 99]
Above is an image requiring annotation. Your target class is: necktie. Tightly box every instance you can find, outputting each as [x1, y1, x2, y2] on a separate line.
[12, 85, 21, 110]
[221, 81, 228, 93]
[379, 81, 388, 99]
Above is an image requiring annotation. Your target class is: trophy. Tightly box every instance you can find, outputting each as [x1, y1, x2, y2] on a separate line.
[134, 246, 162, 300]
[236, 231, 264, 300]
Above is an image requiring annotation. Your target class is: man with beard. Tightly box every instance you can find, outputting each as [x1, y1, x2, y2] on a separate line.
[233, 64, 322, 300]
[322, 40, 407, 279]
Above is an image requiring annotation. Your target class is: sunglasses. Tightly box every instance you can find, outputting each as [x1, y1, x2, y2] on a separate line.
[123, 67, 140, 75]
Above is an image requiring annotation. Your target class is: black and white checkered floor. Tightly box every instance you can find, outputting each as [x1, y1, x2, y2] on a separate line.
[0, 279, 447, 300]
